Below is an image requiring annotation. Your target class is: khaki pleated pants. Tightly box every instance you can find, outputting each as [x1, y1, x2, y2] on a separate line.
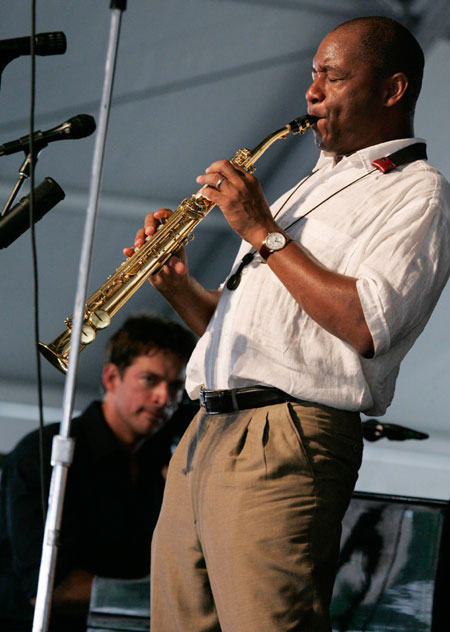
[150, 400, 363, 631]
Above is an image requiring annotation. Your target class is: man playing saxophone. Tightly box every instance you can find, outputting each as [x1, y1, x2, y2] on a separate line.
[125, 16, 450, 632]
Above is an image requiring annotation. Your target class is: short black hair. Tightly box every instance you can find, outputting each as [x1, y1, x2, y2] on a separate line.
[335, 16, 424, 115]
[103, 312, 197, 374]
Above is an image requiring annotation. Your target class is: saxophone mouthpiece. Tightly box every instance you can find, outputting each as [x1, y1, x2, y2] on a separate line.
[289, 115, 318, 135]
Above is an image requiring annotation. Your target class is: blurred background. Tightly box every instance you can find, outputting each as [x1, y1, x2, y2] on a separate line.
[0, 0, 449, 498]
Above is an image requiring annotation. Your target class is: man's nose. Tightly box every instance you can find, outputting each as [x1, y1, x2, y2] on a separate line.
[151, 382, 170, 407]
[306, 76, 325, 105]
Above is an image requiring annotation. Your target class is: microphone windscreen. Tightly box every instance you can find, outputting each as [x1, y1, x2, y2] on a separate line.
[0, 177, 65, 248]
[35, 32, 67, 56]
[68, 114, 96, 139]
[32, 177, 66, 220]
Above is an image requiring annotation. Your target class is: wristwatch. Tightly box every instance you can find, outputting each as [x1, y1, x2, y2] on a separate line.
[259, 231, 291, 260]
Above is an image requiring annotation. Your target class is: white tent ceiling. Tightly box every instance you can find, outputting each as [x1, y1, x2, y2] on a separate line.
[0, 0, 449, 442]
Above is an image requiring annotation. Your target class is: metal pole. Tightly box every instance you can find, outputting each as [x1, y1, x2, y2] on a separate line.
[32, 2, 127, 630]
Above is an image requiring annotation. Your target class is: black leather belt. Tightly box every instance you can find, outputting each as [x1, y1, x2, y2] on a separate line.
[199, 386, 290, 414]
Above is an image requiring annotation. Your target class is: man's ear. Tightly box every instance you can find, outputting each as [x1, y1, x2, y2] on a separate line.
[384, 72, 409, 107]
[102, 363, 121, 393]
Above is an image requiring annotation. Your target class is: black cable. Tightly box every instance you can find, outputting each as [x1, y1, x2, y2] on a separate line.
[28, 0, 47, 522]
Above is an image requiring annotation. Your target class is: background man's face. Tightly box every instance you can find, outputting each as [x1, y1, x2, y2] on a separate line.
[104, 350, 185, 443]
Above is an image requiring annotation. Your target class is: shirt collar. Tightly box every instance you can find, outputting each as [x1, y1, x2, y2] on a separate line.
[315, 138, 426, 173]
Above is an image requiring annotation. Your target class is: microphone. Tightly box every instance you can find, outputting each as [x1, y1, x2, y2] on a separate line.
[0, 31, 67, 60]
[362, 419, 429, 442]
[0, 32, 67, 84]
[0, 177, 65, 249]
[0, 114, 96, 156]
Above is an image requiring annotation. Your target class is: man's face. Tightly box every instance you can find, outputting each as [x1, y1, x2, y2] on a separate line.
[306, 25, 388, 157]
[103, 350, 185, 444]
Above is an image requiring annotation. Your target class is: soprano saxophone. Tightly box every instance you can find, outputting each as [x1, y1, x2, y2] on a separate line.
[39, 114, 317, 373]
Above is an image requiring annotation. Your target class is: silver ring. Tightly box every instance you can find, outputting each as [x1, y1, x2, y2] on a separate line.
[215, 177, 225, 190]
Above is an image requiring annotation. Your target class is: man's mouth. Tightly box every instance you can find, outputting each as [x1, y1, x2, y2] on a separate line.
[310, 114, 324, 124]
[140, 408, 166, 423]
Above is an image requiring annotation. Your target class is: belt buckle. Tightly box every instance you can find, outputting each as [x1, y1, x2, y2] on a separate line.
[199, 388, 221, 414]
[199, 389, 206, 406]
[199, 388, 211, 410]
[199, 388, 240, 414]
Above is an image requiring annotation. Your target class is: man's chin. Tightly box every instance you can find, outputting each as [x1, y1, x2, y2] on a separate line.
[313, 134, 343, 157]
[137, 414, 167, 434]
[312, 129, 326, 150]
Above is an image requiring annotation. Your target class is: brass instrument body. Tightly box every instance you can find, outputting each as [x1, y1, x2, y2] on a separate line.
[39, 115, 316, 373]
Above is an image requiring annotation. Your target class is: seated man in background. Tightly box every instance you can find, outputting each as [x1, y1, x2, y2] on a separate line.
[0, 313, 197, 631]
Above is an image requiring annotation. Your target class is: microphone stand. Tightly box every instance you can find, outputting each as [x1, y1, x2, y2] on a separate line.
[1, 149, 40, 216]
[32, 2, 127, 630]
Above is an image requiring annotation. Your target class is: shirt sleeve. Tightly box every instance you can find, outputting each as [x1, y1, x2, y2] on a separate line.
[356, 170, 450, 357]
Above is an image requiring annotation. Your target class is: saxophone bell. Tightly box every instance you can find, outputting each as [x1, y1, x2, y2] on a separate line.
[38, 336, 71, 373]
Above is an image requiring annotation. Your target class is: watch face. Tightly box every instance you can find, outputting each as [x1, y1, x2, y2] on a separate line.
[265, 232, 287, 250]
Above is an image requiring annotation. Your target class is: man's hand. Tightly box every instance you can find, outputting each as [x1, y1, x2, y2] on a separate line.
[123, 207, 220, 336]
[196, 160, 278, 248]
[32, 568, 94, 616]
[123, 207, 188, 289]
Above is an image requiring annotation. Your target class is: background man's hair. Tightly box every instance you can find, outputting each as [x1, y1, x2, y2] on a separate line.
[104, 312, 197, 374]
[335, 16, 424, 115]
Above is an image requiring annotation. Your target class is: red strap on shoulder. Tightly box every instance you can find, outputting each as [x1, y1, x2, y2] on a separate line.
[372, 156, 397, 173]
[371, 143, 427, 174]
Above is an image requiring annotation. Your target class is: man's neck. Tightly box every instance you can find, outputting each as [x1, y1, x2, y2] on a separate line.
[329, 116, 415, 163]
[333, 128, 415, 164]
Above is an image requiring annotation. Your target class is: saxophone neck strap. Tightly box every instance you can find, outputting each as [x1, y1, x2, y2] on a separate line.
[371, 142, 427, 173]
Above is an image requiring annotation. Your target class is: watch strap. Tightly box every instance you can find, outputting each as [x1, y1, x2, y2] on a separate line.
[259, 242, 272, 260]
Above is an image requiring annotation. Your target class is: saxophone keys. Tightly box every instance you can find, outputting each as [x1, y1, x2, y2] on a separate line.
[80, 324, 96, 345]
[88, 309, 111, 330]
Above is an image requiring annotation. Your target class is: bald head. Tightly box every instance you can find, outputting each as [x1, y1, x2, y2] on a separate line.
[333, 17, 424, 116]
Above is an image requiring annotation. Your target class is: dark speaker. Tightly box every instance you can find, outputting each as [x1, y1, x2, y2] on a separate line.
[331, 492, 449, 632]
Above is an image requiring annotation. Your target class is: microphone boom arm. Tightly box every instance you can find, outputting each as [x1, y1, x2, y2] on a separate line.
[1, 150, 41, 217]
